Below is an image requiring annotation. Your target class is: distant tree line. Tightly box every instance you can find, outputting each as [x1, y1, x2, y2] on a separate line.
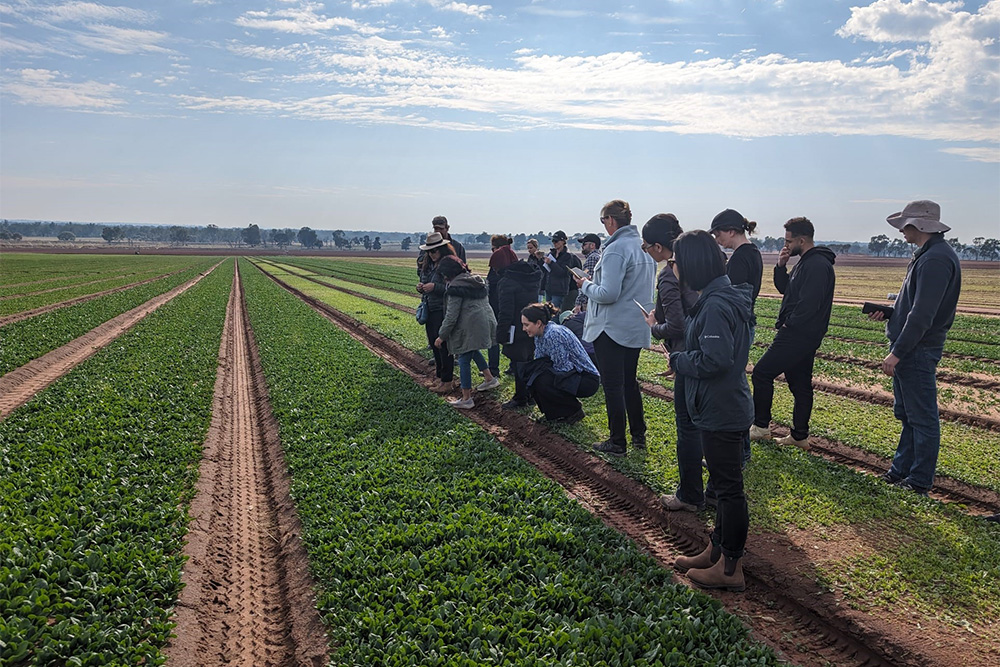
[868, 234, 1000, 260]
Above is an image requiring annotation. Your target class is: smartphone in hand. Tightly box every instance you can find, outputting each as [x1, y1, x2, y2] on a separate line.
[633, 299, 649, 317]
[571, 267, 589, 280]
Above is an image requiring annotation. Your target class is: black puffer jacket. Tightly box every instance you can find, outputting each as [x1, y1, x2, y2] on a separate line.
[496, 261, 542, 361]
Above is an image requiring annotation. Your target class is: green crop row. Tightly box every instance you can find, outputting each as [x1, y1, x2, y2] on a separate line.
[0, 259, 232, 666]
[254, 262, 1000, 628]
[0, 257, 205, 316]
[0, 259, 219, 376]
[275, 256, 418, 295]
[1, 253, 176, 287]
[240, 259, 778, 666]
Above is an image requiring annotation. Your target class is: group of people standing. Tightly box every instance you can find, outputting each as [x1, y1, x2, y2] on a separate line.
[414, 197, 964, 592]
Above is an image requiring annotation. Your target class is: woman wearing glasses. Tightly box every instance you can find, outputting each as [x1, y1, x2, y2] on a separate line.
[668, 230, 754, 592]
[640, 214, 703, 512]
[573, 199, 656, 457]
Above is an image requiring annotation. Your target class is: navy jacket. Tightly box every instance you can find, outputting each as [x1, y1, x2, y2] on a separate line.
[885, 234, 961, 358]
[670, 276, 754, 432]
[773, 245, 836, 347]
[496, 261, 542, 361]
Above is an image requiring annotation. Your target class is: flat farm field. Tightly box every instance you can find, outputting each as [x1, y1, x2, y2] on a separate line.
[2, 250, 998, 667]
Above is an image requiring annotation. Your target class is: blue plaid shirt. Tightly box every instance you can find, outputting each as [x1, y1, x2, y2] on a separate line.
[534, 323, 599, 375]
[574, 249, 602, 309]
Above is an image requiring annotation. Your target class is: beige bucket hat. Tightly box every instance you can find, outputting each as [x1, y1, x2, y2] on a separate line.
[886, 200, 950, 233]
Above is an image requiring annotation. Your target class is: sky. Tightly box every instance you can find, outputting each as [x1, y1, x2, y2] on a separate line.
[1, 0, 999, 243]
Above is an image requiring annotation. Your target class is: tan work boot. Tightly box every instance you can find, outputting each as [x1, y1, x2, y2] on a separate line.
[775, 433, 810, 450]
[674, 542, 719, 573]
[748, 424, 771, 441]
[687, 556, 745, 592]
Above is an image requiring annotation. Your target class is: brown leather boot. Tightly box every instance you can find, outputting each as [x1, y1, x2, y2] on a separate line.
[687, 555, 745, 592]
[674, 542, 720, 573]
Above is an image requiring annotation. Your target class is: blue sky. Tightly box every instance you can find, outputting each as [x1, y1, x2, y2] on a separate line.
[1, 0, 998, 242]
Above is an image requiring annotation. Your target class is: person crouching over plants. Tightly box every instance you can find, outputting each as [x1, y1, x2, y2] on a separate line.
[669, 230, 754, 592]
[434, 256, 499, 409]
[520, 302, 600, 424]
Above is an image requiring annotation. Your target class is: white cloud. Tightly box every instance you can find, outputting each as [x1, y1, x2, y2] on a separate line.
[837, 0, 966, 42]
[4, 68, 123, 109]
[41, 1, 155, 25]
[236, 3, 383, 35]
[350, 0, 492, 17]
[75, 24, 171, 54]
[940, 146, 1000, 163]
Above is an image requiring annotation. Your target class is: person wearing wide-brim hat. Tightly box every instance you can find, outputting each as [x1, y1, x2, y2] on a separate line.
[417, 231, 459, 393]
[868, 200, 961, 497]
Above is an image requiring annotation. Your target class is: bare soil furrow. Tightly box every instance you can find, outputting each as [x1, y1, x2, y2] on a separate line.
[256, 263, 988, 667]
[0, 264, 220, 419]
[166, 261, 328, 667]
[0, 271, 149, 301]
[0, 269, 183, 327]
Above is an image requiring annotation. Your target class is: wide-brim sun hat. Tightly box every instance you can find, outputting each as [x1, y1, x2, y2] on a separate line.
[886, 200, 950, 233]
[419, 231, 449, 251]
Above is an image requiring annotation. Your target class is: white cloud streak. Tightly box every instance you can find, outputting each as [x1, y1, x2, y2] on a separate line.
[4, 68, 123, 108]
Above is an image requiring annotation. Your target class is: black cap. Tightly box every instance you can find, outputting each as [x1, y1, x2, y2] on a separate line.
[551, 230, 568, 242]
[576, 233, 601, 248]
[710, 209, 745, 232]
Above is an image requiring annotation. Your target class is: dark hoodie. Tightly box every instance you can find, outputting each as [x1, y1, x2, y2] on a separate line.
[773, 245, 837, 346]
[496, 260, 542, 361]
[670, 275, 754, 432]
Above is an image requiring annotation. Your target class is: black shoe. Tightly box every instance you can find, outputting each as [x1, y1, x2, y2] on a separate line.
[502, 399, 528, 410]
[594, 440, 626, 457]
[900, 481, 929, 497]
[880, 471, 903, 486]
[632, 435, 646, 449]
[985, 513, 1000, 524]
[562, 409, 585, 424]
[704, 493, 718, 508]
[504, 367, 516, 376]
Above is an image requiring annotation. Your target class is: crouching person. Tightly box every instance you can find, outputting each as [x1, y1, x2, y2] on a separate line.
[434, 257, 499, 409]
[520, 303, 600, 424]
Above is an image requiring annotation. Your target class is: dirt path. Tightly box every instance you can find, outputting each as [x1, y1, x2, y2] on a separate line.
[0, 264, 221, 420]
[0, 270, 152, 302]
[256, 264, 1000, 667]
[0, 269, 184, 327]
[165, 262, 328, 667]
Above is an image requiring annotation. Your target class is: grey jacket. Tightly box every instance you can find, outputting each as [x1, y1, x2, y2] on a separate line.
[580, 224, 657, 348]
[439, 273, 498, 355]
[670, 276, 754, 432]
[885, 234, 961, 358]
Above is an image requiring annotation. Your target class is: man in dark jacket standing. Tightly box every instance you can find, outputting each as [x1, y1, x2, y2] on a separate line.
[749, 217, 836, 449]
[869, 200, 961, 496]
[543, 230, 582, 310]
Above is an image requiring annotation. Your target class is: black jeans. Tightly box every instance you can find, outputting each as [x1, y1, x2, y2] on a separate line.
[673, 373, 705, 505]
[425, 309, 453, 383]
[529, 369, 600, 420]
[593, 332, 645, 447]
[703, 430, 748, 558]
[752, 331, 818, 440]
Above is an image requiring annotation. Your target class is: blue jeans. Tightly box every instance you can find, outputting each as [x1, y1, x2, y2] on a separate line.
[888, 345, 943, 492]
[673, 373, 705, 506]
[456, 350, 488, 390]
[547, 293, 565, 309]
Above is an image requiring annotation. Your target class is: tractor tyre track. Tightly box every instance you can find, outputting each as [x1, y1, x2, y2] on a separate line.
[256, 262, 970, 667]
[166, 261, 329, 667]
[0, 263, 222, 420]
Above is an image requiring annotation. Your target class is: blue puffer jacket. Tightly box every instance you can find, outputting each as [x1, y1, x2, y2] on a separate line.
[670, 275, 754, 432]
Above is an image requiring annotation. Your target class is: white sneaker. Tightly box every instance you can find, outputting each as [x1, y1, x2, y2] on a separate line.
[448, 397, 475, 409]
[476, 377, 500, 391]
[775, 433, 809, 450]
[748, 424, 772, 441]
